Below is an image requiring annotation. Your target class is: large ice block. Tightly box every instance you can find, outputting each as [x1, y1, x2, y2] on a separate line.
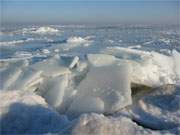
[67, 62, 132, 115]
[8, 68, 42, 91]
[30, 56, 71, 77]
[43, 75, 69, 108]
[87, 54, 116, 67]
[0, 60, 28, 90]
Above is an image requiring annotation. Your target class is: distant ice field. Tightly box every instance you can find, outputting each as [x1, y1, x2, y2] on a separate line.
[0, 25, 179, 60]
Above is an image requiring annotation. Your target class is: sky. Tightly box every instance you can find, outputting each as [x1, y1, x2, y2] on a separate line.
[1, 0, 179, 25]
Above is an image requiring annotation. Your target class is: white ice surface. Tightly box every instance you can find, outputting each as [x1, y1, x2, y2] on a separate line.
[43, 75, 69, 109]
[0, 60, 29, 90]
[87, 54, 116, 67]
[172, 50, 180, 82]
[30, 55, 71, 77]
[8, 68, 42, 91]
[67, 62, 132, 115]
[102, 47, 180, 86]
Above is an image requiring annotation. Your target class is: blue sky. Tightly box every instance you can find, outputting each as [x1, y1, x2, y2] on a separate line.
[1, 0, 179, 25]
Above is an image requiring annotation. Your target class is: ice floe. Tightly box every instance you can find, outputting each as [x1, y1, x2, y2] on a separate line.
[102, 47, 180, 87]
[0, 46, 180, 134]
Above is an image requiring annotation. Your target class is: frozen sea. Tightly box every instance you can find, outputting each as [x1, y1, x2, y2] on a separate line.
[0, 24, 180, 134]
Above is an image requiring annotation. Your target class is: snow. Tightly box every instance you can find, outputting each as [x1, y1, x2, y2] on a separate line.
[62, 113, 166, 135]
[0, 90, 69, 134]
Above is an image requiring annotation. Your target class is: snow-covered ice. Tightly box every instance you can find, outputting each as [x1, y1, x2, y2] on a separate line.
[0, 25, 180, 134]
[0, 90, 69, 134]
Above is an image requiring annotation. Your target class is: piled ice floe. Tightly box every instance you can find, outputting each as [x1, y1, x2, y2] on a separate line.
[0, 47, 180, 134]
[0, 53, 132, 114]
[102, 47, 180, 86]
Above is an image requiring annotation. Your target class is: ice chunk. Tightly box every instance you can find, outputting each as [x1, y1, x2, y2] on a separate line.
[31, 56, 71, 77]
[102, 47, 177, 86]
[68, 96, 104, 116]
[60, 55, 79, 69]
[8, 68, 42, 91]
[43, 75, 69, 108]
[172, 50, 180, 81]
[68, 62, 132, 114]
[101, 46, 151, 60]
[0, 60, 28, 90]
[129, 51, 175, 86]
[87, 54, 116, 67]
[69, 56, 79, 69]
